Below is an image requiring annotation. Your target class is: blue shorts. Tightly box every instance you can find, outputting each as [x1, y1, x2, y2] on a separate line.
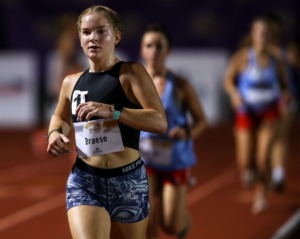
[66, 157, 149, 223]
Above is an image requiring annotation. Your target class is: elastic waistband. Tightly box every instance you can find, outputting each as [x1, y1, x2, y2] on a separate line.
[75, 157, 143, 178]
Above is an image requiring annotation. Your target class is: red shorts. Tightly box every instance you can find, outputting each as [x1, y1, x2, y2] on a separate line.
[235, 104, 280, 130]
[145, 166, 189, 185]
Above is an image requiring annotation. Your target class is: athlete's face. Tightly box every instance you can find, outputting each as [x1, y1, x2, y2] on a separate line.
[141, 32, 170, 66]
[79, 12, 120, 60]
[251, 20, 269, 47]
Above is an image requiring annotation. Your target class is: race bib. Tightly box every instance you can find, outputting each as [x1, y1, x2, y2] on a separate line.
[244, 89, 275, 104]
[74, 119, 124, 157]
[139, 138, 172, 166]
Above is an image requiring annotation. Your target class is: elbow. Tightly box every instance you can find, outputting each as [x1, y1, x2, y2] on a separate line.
[193, 118, 208, 139]
[159, 120, 168, 135]
[223, 82, 230, 94]
[142, 111, 168, 134]
[153, 116, 168, 135]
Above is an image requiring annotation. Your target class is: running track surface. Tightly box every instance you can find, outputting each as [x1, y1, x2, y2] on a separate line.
[0, 122, 299, 239]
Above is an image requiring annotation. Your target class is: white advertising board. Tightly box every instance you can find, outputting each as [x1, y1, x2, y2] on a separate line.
[0, 52, 38, 128]
[166, 49, 230, 125]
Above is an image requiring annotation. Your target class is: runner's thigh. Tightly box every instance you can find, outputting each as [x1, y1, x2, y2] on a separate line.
[110, 216, 149, 239]
[68, 205, 111, 239]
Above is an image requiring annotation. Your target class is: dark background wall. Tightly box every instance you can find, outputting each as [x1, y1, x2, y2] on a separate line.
[0, 0, 298, 57]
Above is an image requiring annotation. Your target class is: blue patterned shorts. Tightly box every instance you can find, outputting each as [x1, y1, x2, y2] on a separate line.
[66, 157, 149, 223]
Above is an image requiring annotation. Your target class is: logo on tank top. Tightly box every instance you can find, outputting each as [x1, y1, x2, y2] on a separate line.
[72, 90, 88, 115]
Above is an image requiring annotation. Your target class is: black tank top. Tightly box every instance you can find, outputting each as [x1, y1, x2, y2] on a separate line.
[71, 61, 141, 150]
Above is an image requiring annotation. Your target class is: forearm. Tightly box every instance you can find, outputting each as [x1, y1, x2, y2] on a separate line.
[224, 76, 244, 109]
[48, 114, 72, 136]
[189, 119, 207, 140]
[118, 108, 167, 135]
[224, 79, 239, 98]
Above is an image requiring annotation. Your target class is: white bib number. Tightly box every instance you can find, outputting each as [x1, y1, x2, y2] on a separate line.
[74, 119, 124, 157]
[139, 138, 172, 166]
[244, 89, 275, 104]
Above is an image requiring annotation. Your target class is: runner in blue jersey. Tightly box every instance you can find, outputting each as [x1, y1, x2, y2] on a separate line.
[224, 16, 290, 214]
[139, 24, 207, 239]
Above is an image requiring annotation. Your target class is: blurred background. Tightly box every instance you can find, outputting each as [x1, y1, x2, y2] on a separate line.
[0, 1, 299, 239]
[0, 0, 298, 128]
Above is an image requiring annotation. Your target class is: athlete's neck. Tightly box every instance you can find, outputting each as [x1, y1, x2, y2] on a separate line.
[253, 44, 268, 56]
[89, 56, 119, 72]
[146, 65, 168, 78]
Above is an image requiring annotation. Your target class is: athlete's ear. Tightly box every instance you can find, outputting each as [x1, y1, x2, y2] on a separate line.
[114, 31, 121, 46]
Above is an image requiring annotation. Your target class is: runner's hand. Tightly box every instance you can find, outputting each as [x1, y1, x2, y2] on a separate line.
[76, 102, 114, 121]
[47, 132, 71, 157]
[230, 92, 243, 109]
[168, 127, 188, 140]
